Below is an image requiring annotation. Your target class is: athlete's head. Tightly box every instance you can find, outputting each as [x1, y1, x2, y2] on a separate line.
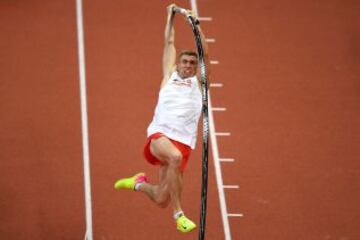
[177, 50, 198, 78]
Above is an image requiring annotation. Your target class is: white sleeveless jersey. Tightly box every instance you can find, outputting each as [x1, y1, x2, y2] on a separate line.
[147, 71, 202, 149]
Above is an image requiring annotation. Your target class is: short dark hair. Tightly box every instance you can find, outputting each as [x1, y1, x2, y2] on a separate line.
[178, 50, 198, 60]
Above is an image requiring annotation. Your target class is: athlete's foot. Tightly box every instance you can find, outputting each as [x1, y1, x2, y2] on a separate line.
[176, 215, 196, 233]
[114, 172, 147, 191]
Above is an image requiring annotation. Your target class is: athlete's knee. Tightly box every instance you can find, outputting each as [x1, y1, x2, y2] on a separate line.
[167, 151, 182, 168]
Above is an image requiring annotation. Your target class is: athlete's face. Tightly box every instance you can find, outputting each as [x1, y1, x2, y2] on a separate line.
[177, 55, 198, 78]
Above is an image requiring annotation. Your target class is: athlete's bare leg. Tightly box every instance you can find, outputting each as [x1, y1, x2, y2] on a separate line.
[139, 165, 171, 208]
[139, 136, 183, 213]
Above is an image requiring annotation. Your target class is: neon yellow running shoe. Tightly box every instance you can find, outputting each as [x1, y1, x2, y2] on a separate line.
[114, 172, 147, 191]
[176, 215, 196, 233]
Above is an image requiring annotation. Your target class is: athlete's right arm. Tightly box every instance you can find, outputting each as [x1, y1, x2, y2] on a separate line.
[161, 4, 177, 88]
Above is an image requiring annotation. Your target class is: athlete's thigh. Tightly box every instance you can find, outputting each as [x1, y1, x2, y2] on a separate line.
[150, 136, 182, 163]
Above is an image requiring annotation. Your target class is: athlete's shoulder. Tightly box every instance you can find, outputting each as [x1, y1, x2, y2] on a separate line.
[161, 68, 177, 89]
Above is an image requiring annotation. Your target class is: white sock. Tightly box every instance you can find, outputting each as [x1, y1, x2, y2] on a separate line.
[174, 211, 184, 220]
[134, 182, 142, 191]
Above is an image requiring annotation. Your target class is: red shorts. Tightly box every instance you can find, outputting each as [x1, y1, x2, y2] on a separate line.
[143, 132, 191, 172]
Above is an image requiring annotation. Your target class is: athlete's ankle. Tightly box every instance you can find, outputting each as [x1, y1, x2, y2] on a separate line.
[174, 210, 184, 220]
[134, 182, 144, 191]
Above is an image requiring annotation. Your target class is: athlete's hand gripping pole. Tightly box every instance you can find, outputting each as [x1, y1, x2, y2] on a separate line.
[172, 6, 200, 25]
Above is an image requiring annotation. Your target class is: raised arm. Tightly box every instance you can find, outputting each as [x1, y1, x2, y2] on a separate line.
[161, 4, 177, 87]
[181, 10, 210, 81]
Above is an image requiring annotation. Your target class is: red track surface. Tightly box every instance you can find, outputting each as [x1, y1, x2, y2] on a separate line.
[1, 1, 360, 239]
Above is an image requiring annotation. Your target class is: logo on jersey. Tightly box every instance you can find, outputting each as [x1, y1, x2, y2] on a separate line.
[172, 78, 192, 87]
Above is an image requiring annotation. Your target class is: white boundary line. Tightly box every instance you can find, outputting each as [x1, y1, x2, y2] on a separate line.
[220, 158, 235, 162]
[190, 0, 199, 13]
[212, 107, 226, 111]
[198, 17, 213, 21]
[190, 1, 232, 239]
[223, 185, 239, 189]
[216, 132, 231, 136]
[210, 83, 223, 88]
[75, 0, 93, 240]
[208, 94, 232, 240]
[228, 213, 244, 217]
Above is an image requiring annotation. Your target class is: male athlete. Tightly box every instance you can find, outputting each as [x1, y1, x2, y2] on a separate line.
[114, 4, 209, 233]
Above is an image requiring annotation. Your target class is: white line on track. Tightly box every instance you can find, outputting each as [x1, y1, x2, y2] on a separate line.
[228, 213, 244, 217]
[216, 132, 231, 136]
[191, 1, 232, 239]
[212, 107, 226, 111]
[75, 0, 93, 240]
[220, 158, 235, 162]
[206, 38, 216, 43]
[210, 83, 223, 88]
[198, 17, 213, 21]
[223, 185, 239, 189]
[190, 0, 199, 13]
[210, 60, 220, 65]
[208, 94, 232, 240]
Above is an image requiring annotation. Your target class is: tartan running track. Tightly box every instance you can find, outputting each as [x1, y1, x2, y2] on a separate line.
[1, 0, 360, 239]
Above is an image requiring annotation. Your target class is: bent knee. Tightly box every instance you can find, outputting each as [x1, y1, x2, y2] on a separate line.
[168, 151, 183, 168]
